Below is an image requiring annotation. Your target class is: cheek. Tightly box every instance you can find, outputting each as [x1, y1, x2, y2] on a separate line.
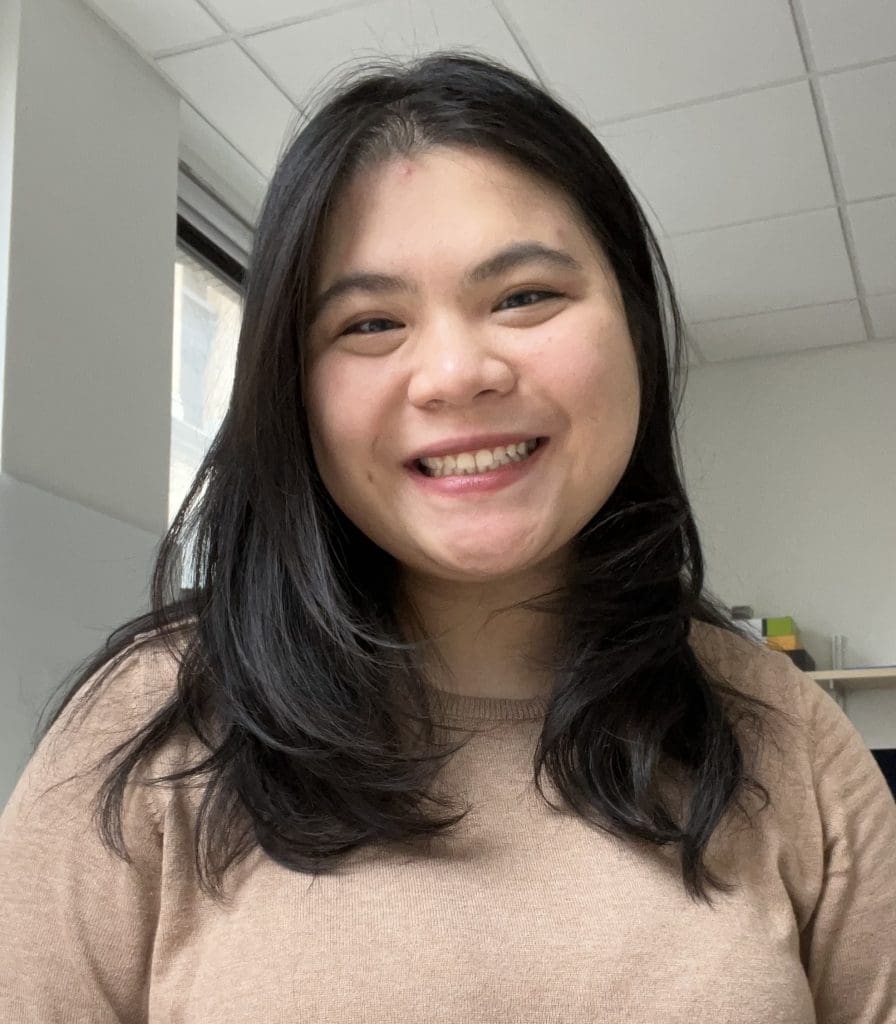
[305, 358, 392, 484]
[583, 344, 640, 439]
[305, 361, 361, 469]
[539, 310, 641, 440]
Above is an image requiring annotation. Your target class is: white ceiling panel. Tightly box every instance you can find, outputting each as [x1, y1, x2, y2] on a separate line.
[158, 42, 299, 175]
[799, 0, 896, 71]
[866, 292, 896, 338]
[848, 196, 896, 295]
[179, 102, 268, 224]
[819, 61, 896, 201]
[206, 0, 358, 33]
[598, 82, 834, 236]
[83, 0, 224, 53]
[665, 209, 856, 322]
[246, 0, 531, 110]
[689, 300, 866, 362]
[409, 0, 531, 76]
[76, 0, 896, 361]
[501, 0, 805, 124]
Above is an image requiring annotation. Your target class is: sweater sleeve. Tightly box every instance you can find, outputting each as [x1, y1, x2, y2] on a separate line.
[0, 641, 165, 1023]
[797, 669, 896, 1023]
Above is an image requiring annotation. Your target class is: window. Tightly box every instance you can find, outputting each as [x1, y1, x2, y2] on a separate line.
[170, 244, 242, 593]
[170, 172, 252, 595]
[169, 243, 244, 531]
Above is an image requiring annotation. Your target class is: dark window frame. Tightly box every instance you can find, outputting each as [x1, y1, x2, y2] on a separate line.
[176, 215, 247, 295]
[173, 218, 248, 599]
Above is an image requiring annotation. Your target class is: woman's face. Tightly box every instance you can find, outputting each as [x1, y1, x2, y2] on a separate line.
[305, 146, 641, 585]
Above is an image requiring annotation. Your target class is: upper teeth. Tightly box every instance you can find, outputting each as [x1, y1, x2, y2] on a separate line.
[419, 439, 538, 477]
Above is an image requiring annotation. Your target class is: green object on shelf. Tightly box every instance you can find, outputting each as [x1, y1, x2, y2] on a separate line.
[764, 616, 795, 637]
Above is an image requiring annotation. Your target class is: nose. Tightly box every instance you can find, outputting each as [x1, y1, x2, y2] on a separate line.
[406, 313, 516, 409]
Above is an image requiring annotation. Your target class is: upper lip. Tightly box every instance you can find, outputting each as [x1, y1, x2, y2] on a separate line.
[405, 433, 544, 465]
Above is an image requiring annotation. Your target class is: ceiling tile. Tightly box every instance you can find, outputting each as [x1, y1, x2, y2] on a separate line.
[158, 42, 299, 175]
[867, 292, 896, 338]
[819, 61, 896, 200]
[799, 0, 896, 71]
[246, 0, 531, 110]
[689, 300, 866, 362]
[178, 102, 268, 225]
[664, 209, 856, 322]
[205, 0, 350, 33]
[848, 196, 896, 295]
[501, 0, 804, 124]
[410, 0, 532, 75]
[599, 82, 834, 236]
[84, 0, 223, 54]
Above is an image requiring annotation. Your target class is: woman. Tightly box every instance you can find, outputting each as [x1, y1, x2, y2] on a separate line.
[1, 52, 893, 1023]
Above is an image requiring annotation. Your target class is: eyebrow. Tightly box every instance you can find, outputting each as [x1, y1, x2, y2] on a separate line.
[308, 241, 584, 324]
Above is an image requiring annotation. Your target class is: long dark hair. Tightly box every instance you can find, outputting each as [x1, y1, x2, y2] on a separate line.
[34, 51, 786, 907]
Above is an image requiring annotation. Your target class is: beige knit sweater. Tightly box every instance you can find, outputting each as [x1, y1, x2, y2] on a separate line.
[1, 621, 894, 1022]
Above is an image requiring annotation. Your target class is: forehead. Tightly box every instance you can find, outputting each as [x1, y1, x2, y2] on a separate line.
[316, 146, 600, 275]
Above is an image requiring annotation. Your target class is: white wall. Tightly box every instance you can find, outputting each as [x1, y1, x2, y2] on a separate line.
[2, 0, 178, 534]
[680, 340, 896, 747]
[0, 0, 23, 461]
[0, 474, 158, 805]
[0, 0, 179, 803]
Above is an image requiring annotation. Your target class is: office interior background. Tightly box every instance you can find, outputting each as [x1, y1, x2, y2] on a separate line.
[1, 0, 895, 803]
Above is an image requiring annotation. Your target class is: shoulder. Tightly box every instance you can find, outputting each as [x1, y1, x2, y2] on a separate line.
[687, 617, 819, 727]
[686, 618, 820, 800]
[0, 626, 205, 970]
[686, 617, 887, 828]
[53, 623, 190, 743]
[687, 618, 791, 695]
[9, 623, 197, 828]
[686, 619, 896, 948]
[686, 617, 856, 748]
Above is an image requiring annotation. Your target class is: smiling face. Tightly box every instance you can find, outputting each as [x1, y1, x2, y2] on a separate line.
[304, 145, 641, 590]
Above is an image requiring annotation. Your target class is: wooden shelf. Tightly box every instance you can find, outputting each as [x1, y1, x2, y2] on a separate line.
[807, 668, 896, 691]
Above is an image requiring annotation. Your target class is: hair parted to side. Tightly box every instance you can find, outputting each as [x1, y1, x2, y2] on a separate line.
[35, 50, 789, 907]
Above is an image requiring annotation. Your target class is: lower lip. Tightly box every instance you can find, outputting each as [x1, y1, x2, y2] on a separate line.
[407, 438, 549, 495]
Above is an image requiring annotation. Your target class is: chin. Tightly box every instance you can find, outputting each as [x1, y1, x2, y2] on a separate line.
[430, 551, 542, 581]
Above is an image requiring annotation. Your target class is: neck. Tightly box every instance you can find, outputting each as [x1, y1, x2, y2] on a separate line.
[396, 563, 564, 701]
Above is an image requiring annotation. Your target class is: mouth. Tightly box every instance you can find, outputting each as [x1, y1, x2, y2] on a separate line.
[412, 436, 548, 478]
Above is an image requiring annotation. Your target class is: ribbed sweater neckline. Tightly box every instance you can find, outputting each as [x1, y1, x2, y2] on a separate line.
[424, 683, 550, 723]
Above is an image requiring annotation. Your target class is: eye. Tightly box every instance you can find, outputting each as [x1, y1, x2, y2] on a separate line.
[496, 289, 563, 311]
[341, 317, 403, 336]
